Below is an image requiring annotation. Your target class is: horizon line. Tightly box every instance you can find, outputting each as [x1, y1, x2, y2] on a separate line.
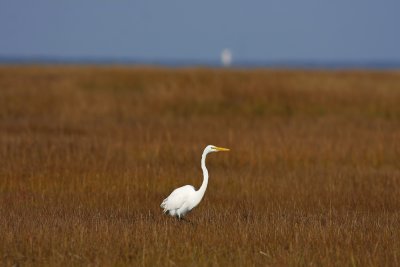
[1, 55, 400, 69]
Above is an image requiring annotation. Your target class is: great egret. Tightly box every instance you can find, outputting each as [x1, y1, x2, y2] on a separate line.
[160, 145, 230, 219]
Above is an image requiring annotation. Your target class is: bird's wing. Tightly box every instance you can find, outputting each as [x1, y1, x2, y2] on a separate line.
[161, 185, 195, 212]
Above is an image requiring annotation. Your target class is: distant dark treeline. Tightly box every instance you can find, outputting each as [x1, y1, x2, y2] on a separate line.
[1, 56, 400, 69]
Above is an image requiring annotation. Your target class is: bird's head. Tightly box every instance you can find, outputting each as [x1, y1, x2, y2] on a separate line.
[205, 145, 230, 153]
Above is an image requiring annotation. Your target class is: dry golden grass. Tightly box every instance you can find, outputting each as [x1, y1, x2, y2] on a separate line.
[0, 66, 400, 266]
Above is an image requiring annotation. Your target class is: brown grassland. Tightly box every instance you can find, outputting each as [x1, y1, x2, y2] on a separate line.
[0, 66, 400, 266]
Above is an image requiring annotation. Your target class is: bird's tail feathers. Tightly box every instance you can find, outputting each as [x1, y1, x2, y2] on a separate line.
[160, 197, 169, 213]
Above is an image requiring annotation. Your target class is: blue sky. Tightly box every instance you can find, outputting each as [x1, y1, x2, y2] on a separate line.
[0, 0, 399, 63]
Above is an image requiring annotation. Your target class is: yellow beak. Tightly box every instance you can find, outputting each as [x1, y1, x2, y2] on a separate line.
[215, 146, 230, 152]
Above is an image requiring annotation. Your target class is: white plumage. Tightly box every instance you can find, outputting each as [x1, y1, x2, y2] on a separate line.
[160, 145, 229, 219]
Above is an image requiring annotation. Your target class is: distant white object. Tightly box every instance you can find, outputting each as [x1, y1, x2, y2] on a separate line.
[221, 49, 233, 66]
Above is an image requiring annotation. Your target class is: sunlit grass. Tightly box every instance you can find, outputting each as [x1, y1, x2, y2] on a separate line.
[0, 66, 399, 266]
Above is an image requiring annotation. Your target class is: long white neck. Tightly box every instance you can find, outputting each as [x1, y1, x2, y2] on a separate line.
[196, 149, 209, 201]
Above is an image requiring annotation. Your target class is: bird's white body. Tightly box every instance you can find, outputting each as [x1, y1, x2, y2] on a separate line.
[160, 145, 229, 219]
[161, 185, 197, 218]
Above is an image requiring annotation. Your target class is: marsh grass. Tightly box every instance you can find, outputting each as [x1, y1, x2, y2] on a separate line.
[0, 66, 400, 266]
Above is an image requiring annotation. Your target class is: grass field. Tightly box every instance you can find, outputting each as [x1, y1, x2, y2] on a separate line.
[1, 66, 400, 266]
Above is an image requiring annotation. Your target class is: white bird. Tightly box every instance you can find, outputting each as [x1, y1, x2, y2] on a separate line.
[160, 145, 230, 219]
